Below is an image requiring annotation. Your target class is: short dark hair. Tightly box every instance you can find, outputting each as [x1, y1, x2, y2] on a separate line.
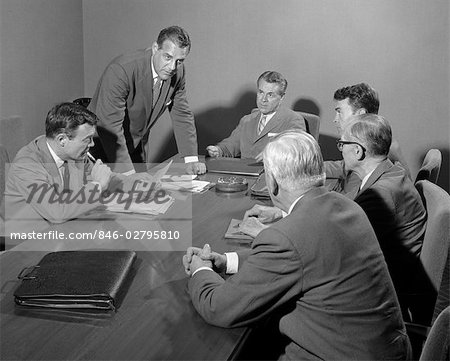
[257, 71, 288, 96]
[45, 102, 98, 139]
[347, 114, 392, 157]
[157, 26, 191, 50]
[333, 83, 379, 114]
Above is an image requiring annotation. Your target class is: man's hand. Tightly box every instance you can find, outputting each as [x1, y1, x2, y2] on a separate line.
[91, 160, 112, 190]
[186, 161, 206, 175]
[183, 244, 227, 276]
[243, 204, 283, 223]
[239, 217, 268, 238]
[206, 145, 222, 158]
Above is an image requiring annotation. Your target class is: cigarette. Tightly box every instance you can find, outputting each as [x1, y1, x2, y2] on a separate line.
[86, 152, 97, 162]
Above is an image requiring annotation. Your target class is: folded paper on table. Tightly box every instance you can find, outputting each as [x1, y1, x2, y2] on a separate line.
[224, 218, 253, 241]
[161, 180, 213, 193]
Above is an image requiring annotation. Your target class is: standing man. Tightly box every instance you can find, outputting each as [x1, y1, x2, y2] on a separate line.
[326, 83, 409, 194]
[89, 26, 206, 175]
[206, 71, 306, 161]
[184, 131, 411, 360]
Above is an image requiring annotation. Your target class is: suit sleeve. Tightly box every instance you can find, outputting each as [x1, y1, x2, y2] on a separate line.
[7, 160, 102, 224]
[168, 67, 198, 157]
[216, 116, 247, 158]
[188, 227, 303, 328]
[89, 63, 133, 172]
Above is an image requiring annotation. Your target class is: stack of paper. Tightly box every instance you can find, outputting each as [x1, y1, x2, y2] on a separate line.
[105, 194, 175, 215]
[161, 175, 213, 193]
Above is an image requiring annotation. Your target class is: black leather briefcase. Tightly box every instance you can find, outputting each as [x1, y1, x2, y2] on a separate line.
[14, 250, 136, 311]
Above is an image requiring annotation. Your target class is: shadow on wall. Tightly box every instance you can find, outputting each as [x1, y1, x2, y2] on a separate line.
[195, 90, 257, 154]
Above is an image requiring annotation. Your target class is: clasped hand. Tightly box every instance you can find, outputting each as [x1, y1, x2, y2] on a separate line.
[183, 244, 227, 276]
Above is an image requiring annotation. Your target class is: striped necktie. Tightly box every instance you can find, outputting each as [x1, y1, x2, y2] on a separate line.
[62, 161, 70, 192]
[258, 115, 267, 135]
[152, 77, 162, 107]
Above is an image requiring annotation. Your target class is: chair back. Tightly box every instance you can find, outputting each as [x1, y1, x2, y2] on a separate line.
[297, 112, 320, 140]
[416, 180, 450, 293]
[415, 149, 442, 184]
[420, 306, 450, 360]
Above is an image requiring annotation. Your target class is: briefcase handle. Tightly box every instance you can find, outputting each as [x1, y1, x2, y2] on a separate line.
[17, 266, 40, 280]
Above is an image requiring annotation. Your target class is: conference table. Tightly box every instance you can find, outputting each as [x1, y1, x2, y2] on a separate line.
[0, 158, 270, 360]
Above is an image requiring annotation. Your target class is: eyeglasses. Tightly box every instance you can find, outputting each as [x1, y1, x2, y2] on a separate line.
[336, 140, 367, 153]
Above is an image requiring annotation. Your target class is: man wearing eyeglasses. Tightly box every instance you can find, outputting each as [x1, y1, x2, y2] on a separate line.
[206, 71, 306, 161]
[339, 114, 430, 324]
[89, 26, 206, 175]
[326, 83, 409, 194]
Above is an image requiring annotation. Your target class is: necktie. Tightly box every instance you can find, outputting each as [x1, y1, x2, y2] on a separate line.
[258, 115, 267, 135]
[62, 161, 70, 192]
[152, 77, 162, 107]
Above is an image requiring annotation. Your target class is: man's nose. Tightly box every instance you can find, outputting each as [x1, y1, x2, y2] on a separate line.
[169, 59, 177, 71]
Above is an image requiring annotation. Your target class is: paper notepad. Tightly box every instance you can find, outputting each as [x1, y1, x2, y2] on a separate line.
[105, 194, 174, 215]
[224, 219, 253, 241]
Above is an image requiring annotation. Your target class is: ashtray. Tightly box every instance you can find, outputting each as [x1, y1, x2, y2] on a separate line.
[215, 176, 248, 193]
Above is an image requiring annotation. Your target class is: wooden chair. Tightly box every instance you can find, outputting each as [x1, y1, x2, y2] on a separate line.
[72, 97, 92, 108]
[415, 149, 442, 184]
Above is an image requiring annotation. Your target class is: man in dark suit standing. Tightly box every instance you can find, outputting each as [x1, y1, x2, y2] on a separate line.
[89, 26, 205, 175]
[183, 131, 411, 360]
[206, 71, 306, 161]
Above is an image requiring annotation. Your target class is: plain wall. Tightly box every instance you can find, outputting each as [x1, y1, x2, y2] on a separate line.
[83, 0, 449, 191]
[0, 0, 84, 158]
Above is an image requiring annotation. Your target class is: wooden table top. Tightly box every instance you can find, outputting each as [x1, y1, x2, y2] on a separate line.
[0, 163, 268, 360]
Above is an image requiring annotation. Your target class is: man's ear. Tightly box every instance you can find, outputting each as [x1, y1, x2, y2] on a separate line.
[151, 42, 159, 55]
[55, 133, 68, 147]
[266, 171, 279, 196]
[355, 144, 365, 161]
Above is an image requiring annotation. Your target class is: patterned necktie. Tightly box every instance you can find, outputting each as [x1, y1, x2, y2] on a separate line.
[258, 115, 267, 135]
[152, 77, 162, 107]
[62, 161, 70, 192]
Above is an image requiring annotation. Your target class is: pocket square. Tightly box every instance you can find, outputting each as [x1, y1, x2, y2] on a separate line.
[165, 100, 172, 106]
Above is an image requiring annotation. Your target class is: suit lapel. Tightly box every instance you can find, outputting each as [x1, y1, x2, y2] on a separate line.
[357, 159, 393, 196]
[251, 111, 263, 142]
[35, 136, 63, 187]
[254, 110, 281, 142]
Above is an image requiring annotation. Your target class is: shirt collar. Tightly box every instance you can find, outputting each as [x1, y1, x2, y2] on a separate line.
[281, 194, 304, 218]
[46, 141, 65, 169]
[261, 112, 276, 123]
[150, 56, 158, 81]
[360, 168, 375, 190]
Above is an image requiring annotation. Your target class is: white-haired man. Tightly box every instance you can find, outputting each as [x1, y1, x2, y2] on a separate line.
[183, 131, 411, 360]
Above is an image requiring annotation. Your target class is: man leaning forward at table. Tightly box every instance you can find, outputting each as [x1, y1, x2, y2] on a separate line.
[4, 102, 159, 234]
[183, 130, 411, 360]
[206, 71, 306, 161]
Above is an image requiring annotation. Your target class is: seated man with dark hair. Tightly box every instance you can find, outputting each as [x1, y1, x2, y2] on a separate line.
[206, 71, 306, 161]
[184, 130, 411, 360]
[326, 82, 410, 194]
[4, 102, 157, 234]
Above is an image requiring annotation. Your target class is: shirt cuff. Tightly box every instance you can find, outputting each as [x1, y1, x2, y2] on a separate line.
[225, 252, 239, 274]
[192, 266, 213, 277]
[184, 156, 199, 163]
[123, 169, 136, 176]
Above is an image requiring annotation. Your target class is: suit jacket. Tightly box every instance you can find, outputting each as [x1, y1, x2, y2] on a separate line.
[189, 187, 410, 360]
[354, 159, 427, 296]
[89, 48, 198, 173]
[4, 136, 102, 234]
[325, 138, 411, 194]
[217, 108, 306, 158]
